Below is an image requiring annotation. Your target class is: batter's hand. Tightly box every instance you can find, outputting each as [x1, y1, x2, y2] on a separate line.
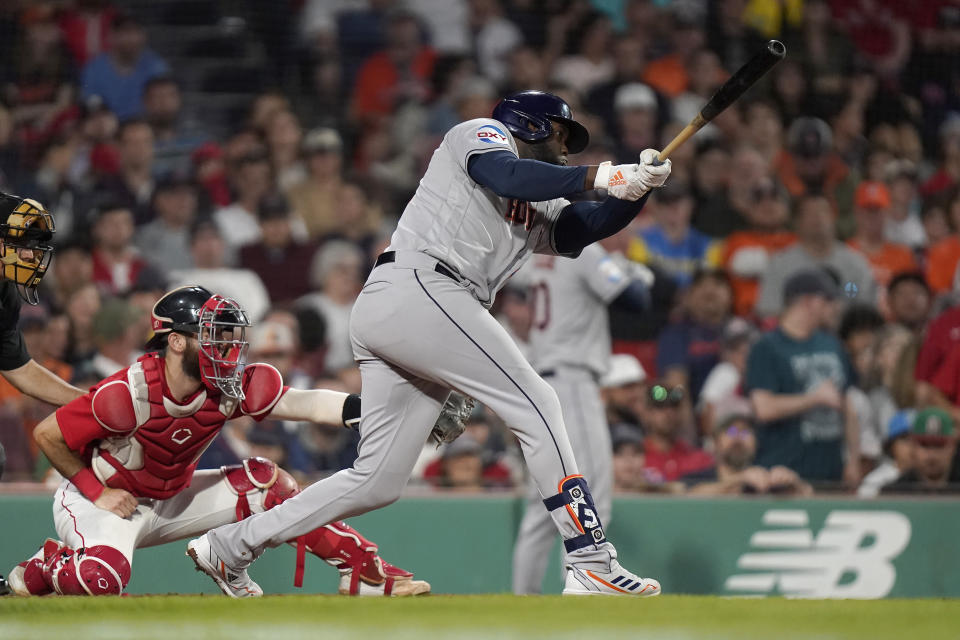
[94, 487, 138, 518]
[593, 161, 646, 201]
[637, 149, 672, 191]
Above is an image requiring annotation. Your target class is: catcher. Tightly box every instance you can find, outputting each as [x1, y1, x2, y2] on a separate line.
[4, 285, 464, 597]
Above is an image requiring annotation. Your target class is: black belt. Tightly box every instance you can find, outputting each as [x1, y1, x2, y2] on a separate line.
[374, 251, 459, 281]
[539, 370, 556, 378]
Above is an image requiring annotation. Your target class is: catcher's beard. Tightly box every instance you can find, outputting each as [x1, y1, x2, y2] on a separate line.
[181, 338, 203, 382]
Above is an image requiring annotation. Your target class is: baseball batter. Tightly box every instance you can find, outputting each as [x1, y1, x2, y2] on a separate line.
[193, 91, 671, 596]
[4, 286, 433, 597]
[512, 241, 654, 594]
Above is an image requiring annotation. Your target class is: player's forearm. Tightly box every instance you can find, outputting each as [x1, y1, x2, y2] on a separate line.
[268, 388, 355, 427]
[468, 150, 591, 200]
[2, 359, 84, 406]
[553, 194, 651, 254]
[34, 414, 101, 498]
[750, 390, 818, 423]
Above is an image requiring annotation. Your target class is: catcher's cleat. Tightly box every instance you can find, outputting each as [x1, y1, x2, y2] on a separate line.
[338, 557, 431, 596]
[0, 573, 9, 596]
[187, 534, 263, 598]
[563, 560, 661, 597]
[4, 565, 27, 597]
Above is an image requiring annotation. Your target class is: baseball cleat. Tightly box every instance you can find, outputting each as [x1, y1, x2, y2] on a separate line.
[563, 560, 661, 597]
[187, 534, 263, 598]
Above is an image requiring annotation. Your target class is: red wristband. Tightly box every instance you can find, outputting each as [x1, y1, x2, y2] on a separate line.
[69, 468, 104, 502]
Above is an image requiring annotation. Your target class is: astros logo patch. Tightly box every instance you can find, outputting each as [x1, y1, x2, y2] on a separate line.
[476, 125, 508, 145]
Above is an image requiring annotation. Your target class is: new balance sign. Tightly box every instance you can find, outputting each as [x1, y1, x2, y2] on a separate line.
[724, 510, 911, 599]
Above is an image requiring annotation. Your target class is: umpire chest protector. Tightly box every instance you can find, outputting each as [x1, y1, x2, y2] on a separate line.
[87, 354, 283, 500]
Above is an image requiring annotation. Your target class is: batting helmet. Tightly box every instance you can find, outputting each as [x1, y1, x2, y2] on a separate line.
[492, 91, 589, 154]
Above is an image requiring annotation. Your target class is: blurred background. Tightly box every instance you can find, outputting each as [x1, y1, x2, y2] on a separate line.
[0, 0, 959, 504]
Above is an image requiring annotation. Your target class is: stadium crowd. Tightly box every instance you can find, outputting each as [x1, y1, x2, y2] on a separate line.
[1, 0, 960, 497]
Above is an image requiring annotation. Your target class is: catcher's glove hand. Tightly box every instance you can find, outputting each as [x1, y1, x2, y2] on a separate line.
[430, 391, 476, 447]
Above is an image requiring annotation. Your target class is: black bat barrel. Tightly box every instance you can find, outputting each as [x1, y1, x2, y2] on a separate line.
[700, 40, 786, 122]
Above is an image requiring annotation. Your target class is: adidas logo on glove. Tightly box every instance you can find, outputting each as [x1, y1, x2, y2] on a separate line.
[609, 170, 626, 187]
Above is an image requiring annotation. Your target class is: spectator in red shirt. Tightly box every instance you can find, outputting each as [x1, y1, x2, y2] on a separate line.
[422, 412, 513, 490]
[238, 193, 317, 306]
[58, 0, 116, 67]
[350, 11, 436, 126]
[89, 202, 148, 296]
[642, 383, 713, 482]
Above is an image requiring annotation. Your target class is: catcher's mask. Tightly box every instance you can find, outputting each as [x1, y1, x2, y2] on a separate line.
[197, 295, 251, 399]
[0, 193, 55, 305]
[147, 286, 251, 399]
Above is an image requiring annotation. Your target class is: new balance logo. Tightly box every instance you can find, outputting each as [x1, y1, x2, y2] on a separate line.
[609, 170, 626, 187]
[724, 510, 911, 599]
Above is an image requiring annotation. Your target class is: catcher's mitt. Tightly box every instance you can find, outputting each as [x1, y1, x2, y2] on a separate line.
[429, 391, 476, 447]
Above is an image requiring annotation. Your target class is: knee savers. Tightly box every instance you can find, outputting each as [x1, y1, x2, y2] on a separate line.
[221, 457, 300, 520]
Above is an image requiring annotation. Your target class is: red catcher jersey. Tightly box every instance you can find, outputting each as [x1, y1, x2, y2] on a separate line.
[57, 353, 286, 499]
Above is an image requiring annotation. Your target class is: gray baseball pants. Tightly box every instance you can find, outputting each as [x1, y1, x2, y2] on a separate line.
[511, 368, 613, 593]
[208, 257, 615, 571]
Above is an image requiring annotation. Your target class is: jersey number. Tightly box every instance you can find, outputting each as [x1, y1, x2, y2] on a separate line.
[531, 282, 550, 331]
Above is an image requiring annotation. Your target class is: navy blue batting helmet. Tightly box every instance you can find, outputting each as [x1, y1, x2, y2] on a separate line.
[492, 91, 589, 154]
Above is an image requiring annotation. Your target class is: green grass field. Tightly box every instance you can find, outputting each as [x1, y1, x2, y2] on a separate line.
[2, 595, 958, 640]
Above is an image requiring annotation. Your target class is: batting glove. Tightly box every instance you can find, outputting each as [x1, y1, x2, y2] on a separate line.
[593, 161, 646, 201]
[637, 149, 672, 191]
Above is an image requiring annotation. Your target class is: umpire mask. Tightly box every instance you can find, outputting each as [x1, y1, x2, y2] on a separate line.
[0, 193, 55, 305]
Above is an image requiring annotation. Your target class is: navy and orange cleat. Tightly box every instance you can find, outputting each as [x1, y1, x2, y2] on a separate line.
[563, 560, 661, 597]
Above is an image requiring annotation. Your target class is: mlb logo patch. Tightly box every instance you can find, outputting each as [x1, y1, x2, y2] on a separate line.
[476, 125, 509, 145]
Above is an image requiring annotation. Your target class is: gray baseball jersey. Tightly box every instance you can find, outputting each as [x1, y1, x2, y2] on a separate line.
[390, 117, 572, 306]
[525, 244, 631, 378]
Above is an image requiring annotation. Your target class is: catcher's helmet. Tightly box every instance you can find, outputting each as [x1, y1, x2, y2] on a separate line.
[0, 192, 55, 305]
[146, 285, 252, 398]
[492, 90, 589, 154]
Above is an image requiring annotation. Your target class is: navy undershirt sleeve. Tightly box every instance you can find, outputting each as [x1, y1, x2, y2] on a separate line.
[552, 192, 651, 255]
[467, 150, 588, 201]
[610, 280, 651, 312]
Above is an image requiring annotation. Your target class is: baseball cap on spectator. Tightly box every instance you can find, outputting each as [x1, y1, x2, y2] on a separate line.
[258, 192, 290, 221]
[611, 423, 645, 452]
[854, 181, 891, 210]
[712, 396, 755, 434]
[249, 320, 296, 356]
[886, 409, 913, 450]
[442, 434, 483, 460]
[783, 268, 839, 305]
[130, 263, 168, 294]
[721, 317, 758, 350]
[192, 141, 223, 166]
[601, 354, 647, 388]
[910, 407, 955, 443]
[938, 112, 960, 139]
[614, 83, 657, 112]
[301, 128, 343, 155]
[155, 169, 194, 193]
[884, 159, 917, 182]
[787, 117, 832, 158]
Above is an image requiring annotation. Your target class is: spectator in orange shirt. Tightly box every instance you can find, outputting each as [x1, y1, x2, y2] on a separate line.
[350, 11, 436, 126]
[847, 181, 917, 288]
[774, 117, 858, 237]
[926, 188, 960, 294]
[643, 13, 705, 98]
[722, 177, 796, 317]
